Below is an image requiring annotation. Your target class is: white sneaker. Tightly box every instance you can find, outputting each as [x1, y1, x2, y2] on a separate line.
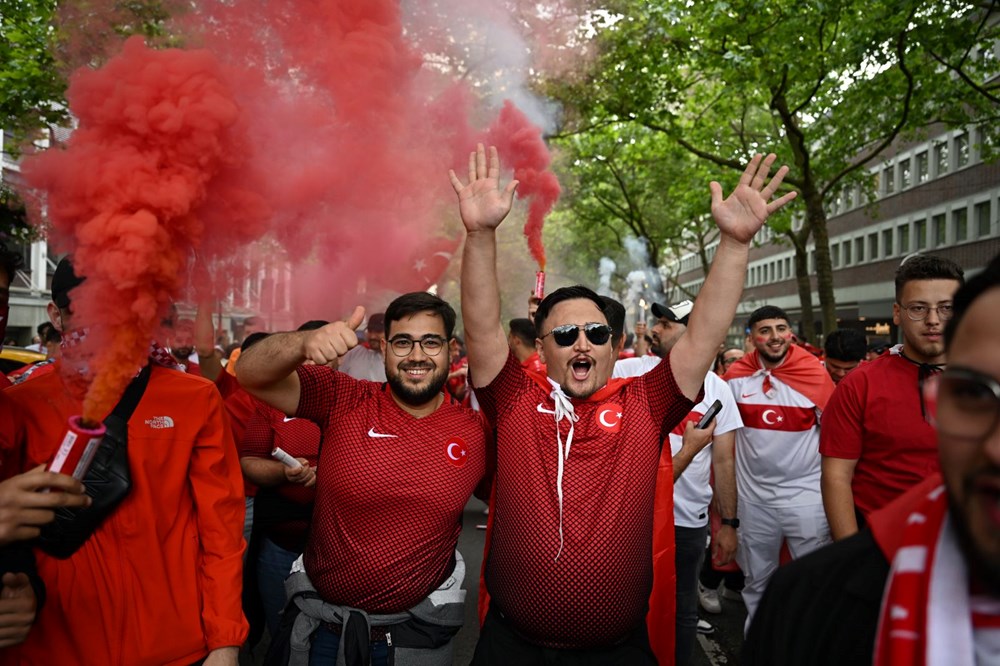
[698, 582, 722, 614]
[697, 619, 715, 635]
[719, 583, 744, 603]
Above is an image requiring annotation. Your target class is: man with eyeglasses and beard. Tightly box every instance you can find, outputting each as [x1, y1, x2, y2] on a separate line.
[821, 255, 965, 542]
[452, 144, 795, 664]
[745, 252, 1000, 666]
[237, 292, 492, 666]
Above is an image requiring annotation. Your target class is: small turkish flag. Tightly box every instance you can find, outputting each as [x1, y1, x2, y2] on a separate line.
[444, 436, 468, 468]
[595, 403, 623, 433]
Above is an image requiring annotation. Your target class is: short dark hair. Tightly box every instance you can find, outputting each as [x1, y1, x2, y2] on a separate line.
[241, 331, 270, 352]
[895, 254, 965, 301]
[43, 325, 62, 344]
[599, 296, 626, 347]
[384, 292, 456, 339]
[296, 319, 329, 332]
[747, 305, 790, 331]
[945, 253, 1000, 350]
[508, 318, 536, 346]
[824, 328, 867, 362]
[0, 240, 22, 285]
[37, 321, 54, 337]
[534, 285, 606, 334]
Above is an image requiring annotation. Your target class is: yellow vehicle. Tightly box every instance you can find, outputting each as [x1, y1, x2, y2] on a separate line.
[0, 346, 47, 376]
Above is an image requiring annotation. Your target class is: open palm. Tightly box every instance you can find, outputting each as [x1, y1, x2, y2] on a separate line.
[449, 144, 519, 233]
[710, 153, 797, 243]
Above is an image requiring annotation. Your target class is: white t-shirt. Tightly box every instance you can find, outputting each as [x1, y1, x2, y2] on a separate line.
[728, 371, 823, 507]
[338, 346, 387, 382]
[613, 357, 743, 527]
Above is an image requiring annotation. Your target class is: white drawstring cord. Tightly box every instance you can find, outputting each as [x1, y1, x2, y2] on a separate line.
[536, 378, 578, 561]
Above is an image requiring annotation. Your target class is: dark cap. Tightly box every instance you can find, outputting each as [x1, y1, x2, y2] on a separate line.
[367, 313, 385, 333]
[650, 299, 693, 326]
[52, 257, 84, 309]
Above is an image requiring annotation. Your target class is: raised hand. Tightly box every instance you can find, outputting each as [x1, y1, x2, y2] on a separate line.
[449, 144, 519, 233]
[709, 153, 797, 244]
[301, 305, 365, 366]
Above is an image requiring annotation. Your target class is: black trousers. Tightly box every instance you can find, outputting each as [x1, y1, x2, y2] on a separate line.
[471, 606, 657, 665]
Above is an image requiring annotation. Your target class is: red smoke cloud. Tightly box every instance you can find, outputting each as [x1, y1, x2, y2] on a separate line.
[24, 1, 562, 415]
[23, 37, 267, 419]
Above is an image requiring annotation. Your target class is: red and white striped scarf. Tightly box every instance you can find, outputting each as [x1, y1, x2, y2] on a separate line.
[60, 328, 182, 373]
[871, 478, 993, 666]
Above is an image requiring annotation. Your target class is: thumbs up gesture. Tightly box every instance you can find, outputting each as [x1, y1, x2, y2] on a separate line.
[301, 306, 366, 366]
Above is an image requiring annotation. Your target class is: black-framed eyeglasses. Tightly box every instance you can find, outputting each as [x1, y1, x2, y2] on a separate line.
[541, 322, 613, 347]
[922, 367, 1000, 442]
[387, 335, 447, 357]
[899, 303, 954, 321]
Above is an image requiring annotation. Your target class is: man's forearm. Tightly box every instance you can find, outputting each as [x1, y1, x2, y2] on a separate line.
[236, 332, 307, 390]
[240, 457, 287, 487]
[712, 431, 738, 519]
[821, 459, 860, 540]
[460, 230, 507, 387]
[671, 236, 750, 399]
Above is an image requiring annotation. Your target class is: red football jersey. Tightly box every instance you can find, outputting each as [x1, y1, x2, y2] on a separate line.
[296, 365, 491, 613]
[476, 352, 695, 648]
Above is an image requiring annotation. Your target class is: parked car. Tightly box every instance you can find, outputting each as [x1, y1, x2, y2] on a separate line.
[0, 346, 47, 377]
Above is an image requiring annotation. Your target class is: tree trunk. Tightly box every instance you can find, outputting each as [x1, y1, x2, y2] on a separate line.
[787, 228, 817, 342]
[804, 193, 838, 336]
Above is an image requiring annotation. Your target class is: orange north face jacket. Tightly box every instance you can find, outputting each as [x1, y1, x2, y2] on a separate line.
[1, 364, 248, 665]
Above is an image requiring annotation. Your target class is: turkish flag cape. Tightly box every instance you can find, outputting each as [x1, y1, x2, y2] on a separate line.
[725, 342, 835, 410]
[476, 372, 677, 663]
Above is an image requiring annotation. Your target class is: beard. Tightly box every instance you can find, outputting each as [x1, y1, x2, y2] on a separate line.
[386, 360, 449, 406]
[173, 346, 194, 359]
[758, 345, 789, 366]
[947, 483, 1000, 596]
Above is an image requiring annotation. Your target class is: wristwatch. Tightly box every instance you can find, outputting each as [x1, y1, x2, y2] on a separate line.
[720, 517, 740, 529]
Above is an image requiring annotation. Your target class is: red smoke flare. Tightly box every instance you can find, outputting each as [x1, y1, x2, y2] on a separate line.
[483, 102, 561, 270]
[22, 36, 268, 420]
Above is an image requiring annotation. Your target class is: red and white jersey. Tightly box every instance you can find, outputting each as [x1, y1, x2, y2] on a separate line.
[614, 358, 743, 527]
[479, 352, 694, 649]
[728, 371, 823, 506]
[295, 365, 490, 613]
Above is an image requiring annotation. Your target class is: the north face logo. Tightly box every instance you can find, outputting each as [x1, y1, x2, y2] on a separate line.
[145, 416, 175, 429]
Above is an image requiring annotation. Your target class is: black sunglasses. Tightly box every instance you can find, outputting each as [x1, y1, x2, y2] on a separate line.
[541, 322, 613, 347]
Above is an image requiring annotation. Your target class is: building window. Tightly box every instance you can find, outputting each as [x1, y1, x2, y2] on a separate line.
[832, 244, 840, 268]
[900, 160, 911, 189]
[855, 237, 865, 263]
[933, 214, 946, 246]
[954, 208, 968, 242]
[883, 229, 893, 257]
[868, 233, 878, 259]
[916, 151, 929, 183]
[883, 167, 895, 194]
[843, 240, 853, 265]
[785, 257, 792, 278]
[935, 142, 949, 176]
[956, 133, 970, 168]
[977, 201, 992, 237]
[898, 224, 910, 254]
[915, 219, 927, 250]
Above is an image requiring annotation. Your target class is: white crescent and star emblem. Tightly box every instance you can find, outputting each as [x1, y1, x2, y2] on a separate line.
[762, 409, 784, 426]
[594, 403, 623, 433]
[445, 437, 468, 467]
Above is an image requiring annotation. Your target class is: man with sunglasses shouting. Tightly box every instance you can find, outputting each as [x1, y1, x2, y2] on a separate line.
[237, 292, 491, 665]
[745, 252, 1000, 665]
[452, 144, 795, 664]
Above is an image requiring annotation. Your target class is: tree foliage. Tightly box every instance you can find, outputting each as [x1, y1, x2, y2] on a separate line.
[550, 0, 999, 339]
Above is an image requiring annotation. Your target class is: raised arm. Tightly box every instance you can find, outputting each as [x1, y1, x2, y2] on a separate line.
[450, 144, 518, 388]
[670, 154, 796, 400]
[194, 300, 224, 382]
[236, 306, 365, 415]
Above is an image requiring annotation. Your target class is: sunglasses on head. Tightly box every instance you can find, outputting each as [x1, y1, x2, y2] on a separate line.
[542, 322, 613, 347]
[922, 366, 1000, 442]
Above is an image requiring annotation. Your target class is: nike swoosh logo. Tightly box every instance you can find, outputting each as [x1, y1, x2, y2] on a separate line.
[283, 416, 296, 422]
[741, 393, 757, 398]
[367, 427, 398, 439]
